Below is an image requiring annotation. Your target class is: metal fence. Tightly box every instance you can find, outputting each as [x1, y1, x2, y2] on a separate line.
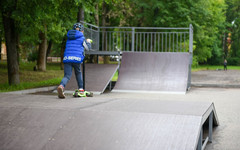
[81, 21, 193, 54]
[81, 22, 193, 90]
[82, 22, 100, 51]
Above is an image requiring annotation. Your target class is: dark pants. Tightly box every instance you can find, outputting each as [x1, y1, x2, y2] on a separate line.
[60, 63, 83, 89]
[224, 65, 227, 70]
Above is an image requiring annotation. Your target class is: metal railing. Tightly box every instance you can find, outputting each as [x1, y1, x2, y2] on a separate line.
[81, 22, 193, 90]
[81, 21, 193, 54]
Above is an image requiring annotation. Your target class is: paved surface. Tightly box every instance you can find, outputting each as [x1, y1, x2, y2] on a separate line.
[0, 93, 217, 150]
[113, 52, 190, 94]
[1, 69, 240, 150]
[104, 87, 240, 150]
[192, 69, 240, 88]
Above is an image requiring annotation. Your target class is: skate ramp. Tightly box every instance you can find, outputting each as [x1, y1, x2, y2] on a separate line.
[65, 64, 118, 94]
[113, 52, 190, 94]
[0, 94, 219, 150]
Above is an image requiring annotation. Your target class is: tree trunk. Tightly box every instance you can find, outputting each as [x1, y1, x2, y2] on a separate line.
[77, 5, 84, 22]
[60, 37, 66, 70]
[2, 9, 20, 85]
[16, 33, 20, 64]
[223, 32, 228, 59]
[94, 3, 99, 26]
[46, 40, 52, 61]
[0, 36, 2, 60]
[102, 1, 110, 64]
[37, 26, 47, 71]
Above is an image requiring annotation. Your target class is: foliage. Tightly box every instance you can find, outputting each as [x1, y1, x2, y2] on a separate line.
[0, 0, 232, 65]
[123, 0, 226, 64]
[12, 0, 80, 57]
[227, 57, 240, 65]
[1, 0, 240, 85]
[227, 0, 240, 59]
[27, 50, 38, 62]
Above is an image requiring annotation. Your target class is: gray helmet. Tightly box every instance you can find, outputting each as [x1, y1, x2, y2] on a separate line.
[73, 23, 84, 31]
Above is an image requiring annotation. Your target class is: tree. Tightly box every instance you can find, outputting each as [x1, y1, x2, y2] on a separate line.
[15, 0, 81, 71]
[130, 0, 226, 64]
[226, 0, 240, 64]
[1, 0, 20, 85]
[37, 26, 47, 71]
[191, 0, 226, 64]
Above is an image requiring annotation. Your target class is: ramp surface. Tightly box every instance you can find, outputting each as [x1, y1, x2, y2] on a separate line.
[0, 94, 219, 150]
[113, 52, 190, 94]
[65, 64, 118, 94]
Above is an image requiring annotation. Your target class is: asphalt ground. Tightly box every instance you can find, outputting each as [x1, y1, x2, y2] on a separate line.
[1, 69, 240, 150]
[191, 69, 240, 88]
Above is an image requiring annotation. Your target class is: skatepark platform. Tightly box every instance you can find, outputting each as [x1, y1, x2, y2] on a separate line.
[0, 93, 218, 150]
[113, 52, 191, 94]
[64, 63, 118, 94]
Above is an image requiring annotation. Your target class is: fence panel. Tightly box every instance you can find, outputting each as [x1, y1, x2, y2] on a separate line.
[81, 21, 193, 53]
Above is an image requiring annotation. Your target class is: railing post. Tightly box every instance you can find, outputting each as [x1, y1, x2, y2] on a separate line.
[131, 27, 135, 52]
[187, 24, 193, 90]
[189, 24, 193, 53]
[90, 26, 93, 40]
[98, 27, 100, 51]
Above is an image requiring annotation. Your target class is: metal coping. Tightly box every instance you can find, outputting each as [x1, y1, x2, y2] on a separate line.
[111, 89, 186, 95]
[85, 50, 121, 55]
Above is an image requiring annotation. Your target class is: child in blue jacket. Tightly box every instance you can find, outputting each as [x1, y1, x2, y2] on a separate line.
[57, 23, 91, 98]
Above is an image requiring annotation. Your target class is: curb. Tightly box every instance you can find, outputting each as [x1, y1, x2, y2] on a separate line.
[1, 86, 57, 95]
[191, 84, 240, 88]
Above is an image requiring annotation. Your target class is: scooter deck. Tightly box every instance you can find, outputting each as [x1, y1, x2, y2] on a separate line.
[73, 90, 93, 97]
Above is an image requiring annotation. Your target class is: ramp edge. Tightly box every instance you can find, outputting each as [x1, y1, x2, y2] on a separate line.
[112, 89, 186, 95]
[100, 65, 119, 94]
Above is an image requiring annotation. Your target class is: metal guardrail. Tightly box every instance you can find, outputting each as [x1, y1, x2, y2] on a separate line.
[81, 21, 193, 54]
[81, 21, 193, 90]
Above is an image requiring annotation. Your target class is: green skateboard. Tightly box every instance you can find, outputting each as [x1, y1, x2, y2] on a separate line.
[73, 89, 93, 97]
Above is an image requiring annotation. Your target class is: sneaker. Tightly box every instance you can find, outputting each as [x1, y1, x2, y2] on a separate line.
[79, 89, 84, 93]
[57, 85, 65, 99]
[78, 89, 86, 97]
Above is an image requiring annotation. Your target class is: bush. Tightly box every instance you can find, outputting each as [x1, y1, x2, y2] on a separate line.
[207, 56, 223, 65]
[192, 56, 199, 68]
[27, 51, 38, 62]
[227, 57, 240, 65]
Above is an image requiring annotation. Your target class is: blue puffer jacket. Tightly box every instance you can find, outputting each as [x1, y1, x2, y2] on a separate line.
[63, 30, 85, 63]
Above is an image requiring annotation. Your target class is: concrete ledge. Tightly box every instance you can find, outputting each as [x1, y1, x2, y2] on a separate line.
[191, 84, 240, 88]
[2, 86, 57, 95]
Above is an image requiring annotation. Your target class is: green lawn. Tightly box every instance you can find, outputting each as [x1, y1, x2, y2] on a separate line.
[192, 65, 240, 72]
[0, 61, 63, 92]
[0, 61, 119, 92]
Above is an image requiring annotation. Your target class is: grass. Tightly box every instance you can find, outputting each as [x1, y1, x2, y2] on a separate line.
[111, 71, 118, 81]
[192, 65, 240, 72]
[0, 60, 119, 92]
[0, 61, 63, 92]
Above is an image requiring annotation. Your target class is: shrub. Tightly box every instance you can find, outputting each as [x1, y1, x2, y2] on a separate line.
[27, 51, 38, 62]
[227, 57, 240, 65]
